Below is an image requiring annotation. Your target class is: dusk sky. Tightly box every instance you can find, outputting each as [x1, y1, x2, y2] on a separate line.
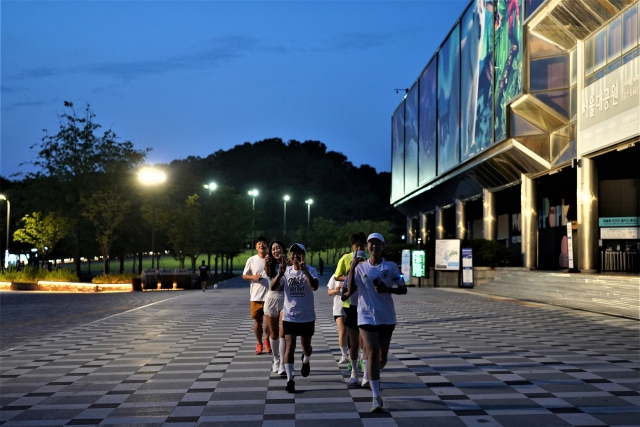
[2, 0, 468, 179]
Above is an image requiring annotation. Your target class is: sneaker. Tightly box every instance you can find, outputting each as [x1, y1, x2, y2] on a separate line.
[361, 377, 370, 388]
[272, 357, 279, 373]
[358, 359, 365, 372]
[301, 354, 310, 377]
[347, 359, 352, 371]
[264, 340, 272, 354]
[255, 343, 263, 355]
[338, 355, 348, 364]
[371, 396, 384, 413]
[285, 379, 296, 393]
[278, 367, 286, 376]
[350, 371, 359, 384]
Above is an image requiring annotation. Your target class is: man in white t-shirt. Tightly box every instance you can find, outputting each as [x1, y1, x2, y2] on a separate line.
[242, 236, 271, 355]
[271, 243, 319, 393]
[343, 232, 407, 413]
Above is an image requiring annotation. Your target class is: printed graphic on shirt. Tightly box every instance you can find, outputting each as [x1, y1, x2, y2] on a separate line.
[287, 275, 307, 297]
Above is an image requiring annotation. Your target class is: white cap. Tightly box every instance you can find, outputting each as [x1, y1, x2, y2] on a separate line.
[367, 233, 385, 244]
[289, 243, 306, 253]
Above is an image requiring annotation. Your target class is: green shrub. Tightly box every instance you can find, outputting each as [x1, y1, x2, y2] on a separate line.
[0, 266, 79, 282]
[462, 238, 511, 267]
[92, 273, 139, 284]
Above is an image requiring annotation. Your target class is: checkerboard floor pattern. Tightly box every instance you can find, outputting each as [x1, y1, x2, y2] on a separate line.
[1, 280, 638, 427]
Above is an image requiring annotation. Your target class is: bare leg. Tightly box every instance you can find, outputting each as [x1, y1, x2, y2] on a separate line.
[300, 336, 313, 357]
[254, 313, 263, 345]
[359, 329, 381, 380]
[266, 314, 279, 340]
[285, 334, 296, 364]
[336, 316, 346, 348]
[346, 326, 360, 360]
[379, 337, 391, 370]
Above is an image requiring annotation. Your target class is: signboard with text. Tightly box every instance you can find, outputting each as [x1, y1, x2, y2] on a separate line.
[435, 239, 460, 271]
[401, 250, 412, 281]
[461, 248, 473, 287]
[412, 250, 426, 277]
[601, 227, 640, 239]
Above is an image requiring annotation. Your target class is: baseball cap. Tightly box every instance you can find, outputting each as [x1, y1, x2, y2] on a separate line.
[367, 233, 385, 244]
[289, 243, 306, 253]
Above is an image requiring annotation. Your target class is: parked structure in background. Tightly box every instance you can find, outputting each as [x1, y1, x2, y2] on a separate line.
[391, 0, 639, 276]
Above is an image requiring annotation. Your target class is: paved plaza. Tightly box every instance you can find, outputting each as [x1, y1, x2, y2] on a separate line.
[0, 274, 638, 427]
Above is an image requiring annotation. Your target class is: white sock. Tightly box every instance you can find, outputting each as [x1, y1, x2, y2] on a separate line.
[285, 363, 294, 381]
[270, 339, 279, 356]
[340, 347, 349, 356]
[351, 359, 358, 373]
[303, 354, 310, 364]
[370, 379, 380, 398]
[279, 338, 286, 362]
[363, 360, 368, 379]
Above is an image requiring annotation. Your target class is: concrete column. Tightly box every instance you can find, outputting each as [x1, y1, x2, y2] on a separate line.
[483, 189, 496, 241]
[419, 212, 427, 244]
[406, 217, 414, 244]
[435, 206, 444, 239]
[577, 157, 598, 272]
[521, 174, 538, 269]
[455, 199, 465, 239]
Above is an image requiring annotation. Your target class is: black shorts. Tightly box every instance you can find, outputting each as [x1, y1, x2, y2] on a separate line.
[359, 324, 396, 340]
[334, 315, 344, 321]
[282, 320, 315, 338]
[344, 305, 358, 330]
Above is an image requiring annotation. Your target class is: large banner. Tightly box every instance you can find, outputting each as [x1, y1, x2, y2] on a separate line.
[435, 239, 461, 271]
[438, 25, 461, 174]
[579, 56, 640, 155]
[461, 0, 494, 161]
[419, 58, 437, 186]
[405, 83, 419, 195]
[494, 0, 523, 142]
[391, 104, 405, 202]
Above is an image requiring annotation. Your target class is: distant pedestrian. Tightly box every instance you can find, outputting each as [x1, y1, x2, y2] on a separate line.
[343, 232, 407, 413]
[198, 260, 210, 292]
[318, 257, 324, 275]
[271, 243, 319, 393]
[264, 240, 290, 375]
[242, 236, 272, 355]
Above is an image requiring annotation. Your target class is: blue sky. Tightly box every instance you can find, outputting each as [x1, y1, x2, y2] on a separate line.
[2, 0, 468, 179]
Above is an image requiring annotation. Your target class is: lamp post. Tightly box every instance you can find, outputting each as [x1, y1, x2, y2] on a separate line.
[283, 195, 290, 238]
[0, 195, 9, 268]
[248, 189, 258, 255]
[204, 182, 217, 194]
[305, 199, 313, 235]
[138, 167, 166, 269]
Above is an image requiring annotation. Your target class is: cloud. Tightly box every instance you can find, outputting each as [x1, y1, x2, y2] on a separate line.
[2, 101, 45, 111]
[325, 32, 390, 52]
[1, 85, 18, 93]
[19, 67, 61, 78]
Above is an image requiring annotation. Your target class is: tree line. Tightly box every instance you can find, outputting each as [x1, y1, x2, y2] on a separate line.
[0, 102, 403, 277]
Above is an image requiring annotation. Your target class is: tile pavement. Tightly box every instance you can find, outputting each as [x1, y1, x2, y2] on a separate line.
[0, 276, 638, 427]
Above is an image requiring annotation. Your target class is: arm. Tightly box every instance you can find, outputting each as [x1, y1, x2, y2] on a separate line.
[242, 273, 261, 281]
[264, 255, 272, 278]
[341, 257, 361, 301]
[270, 262, 286, 291]
[327, 282, 343, 296]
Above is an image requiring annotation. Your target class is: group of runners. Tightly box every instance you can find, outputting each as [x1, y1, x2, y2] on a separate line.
[242, 231, 407, 413]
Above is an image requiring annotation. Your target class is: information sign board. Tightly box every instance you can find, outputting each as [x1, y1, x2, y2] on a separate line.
[435, 239, 460, 271]
[412, 250, 426, 277]
[600, 227, 640, 239]
[401, 250, 412, 280]
[461, 248, 473, 287]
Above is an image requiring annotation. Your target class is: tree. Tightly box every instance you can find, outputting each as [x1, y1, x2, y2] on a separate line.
[27, 102, 149, 276]
[13, 212, 71, 266]
[80, 190, 131, 275]
[165, 194, 203, 270]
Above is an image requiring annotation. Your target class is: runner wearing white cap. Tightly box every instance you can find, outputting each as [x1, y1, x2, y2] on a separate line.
[343, 232, 407, 413]
[271, 243, 319, 393]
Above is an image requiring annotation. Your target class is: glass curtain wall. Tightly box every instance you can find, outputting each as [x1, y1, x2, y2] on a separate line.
[418, 59, 437, 185]
[437, 24, 461, 174]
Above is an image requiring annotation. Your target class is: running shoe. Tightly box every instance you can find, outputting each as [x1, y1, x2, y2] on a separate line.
[350, 371, 359, 384]
[338, 355, 348, 364]
[371, 396, 384, 413]
[358, 359, 365, 372]
[255, 343, 263, 355]
[264, 339, 272, 354]
[361, 377, 370, 389]
[278, 367, 286, 376]
[347, 359, 352, 371]
[272, 357, 279, 373]
[301, 354, 310, 377]
[285, 379, 296, 393]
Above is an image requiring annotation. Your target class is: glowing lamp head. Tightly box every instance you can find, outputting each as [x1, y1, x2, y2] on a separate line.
[138, 168, 166, 185]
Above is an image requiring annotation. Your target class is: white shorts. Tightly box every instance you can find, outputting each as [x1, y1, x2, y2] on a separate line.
[264, 291, 284, 317]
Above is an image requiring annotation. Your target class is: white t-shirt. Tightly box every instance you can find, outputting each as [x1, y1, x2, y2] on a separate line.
[281, 265, 318, 323]
[354, 259, 405, 326]
[327, 275, 345, 317]
[243, 255, 269, 302]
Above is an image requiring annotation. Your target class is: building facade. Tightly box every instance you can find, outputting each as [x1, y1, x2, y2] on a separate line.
[391, 0, 639, 274]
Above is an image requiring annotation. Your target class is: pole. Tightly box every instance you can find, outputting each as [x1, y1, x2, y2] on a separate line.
[151, 191, 156, 269]
[252, 196, 255, 256]
[307, 203, 311, 234]
[4, 199, 10, 269]
[283, 199, 287, 238]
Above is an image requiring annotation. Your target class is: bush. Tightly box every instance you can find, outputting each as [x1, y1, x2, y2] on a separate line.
[382, 243, 417, 264]
[462, 238, 511, 267]
[0, 266, 79, 282]
[92, 273, 139, 284]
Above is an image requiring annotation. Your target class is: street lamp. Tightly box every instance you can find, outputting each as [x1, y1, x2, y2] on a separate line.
[138, 167, 166, 269]
[283, 195, 290, 238]
[0, 195, 9, 268]
[204, 182, 217, 194]
[305, 199, 313, 235]
[248, 189, 259, 255]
